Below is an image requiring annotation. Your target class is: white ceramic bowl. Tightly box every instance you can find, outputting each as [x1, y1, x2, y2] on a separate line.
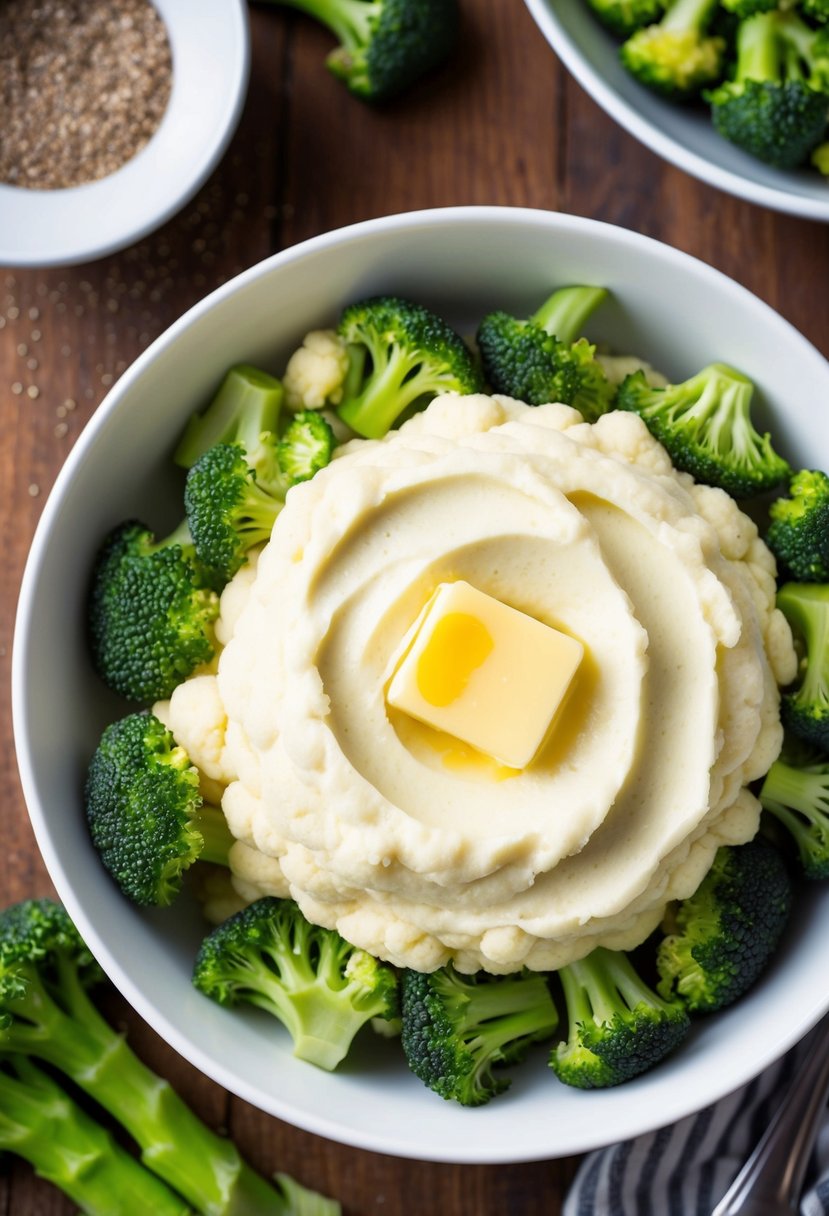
[0, 0, 250, 268]
[12, 207, 829, 1163]
[525, 0, 829, 222]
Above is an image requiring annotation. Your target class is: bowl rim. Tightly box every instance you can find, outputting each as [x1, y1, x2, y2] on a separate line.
[0, 0, 251, 268]
[12, 205, 829, 1162]
[524, 0, 829, 222]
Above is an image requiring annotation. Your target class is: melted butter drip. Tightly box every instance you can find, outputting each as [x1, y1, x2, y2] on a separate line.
[415, 611, 494, 707]
[389, 712, 520, 782]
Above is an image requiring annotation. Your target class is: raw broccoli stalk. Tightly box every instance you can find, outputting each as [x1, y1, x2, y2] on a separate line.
[585, 0, 666, 39]
[761, 750, 829, 879]
[0, 899, 304, 1216]
[476, 285, 615, 420]
[88, 519, 220, 704]
[193, 898, 399, 1071]
[620, 0, 725, 99]
[767, 470, 829, 581]
[551, 947, 689, 1089]
[85, 711, 233, 907]
[0, 1055, 191, 1216]
[707, 12, 829, 169]
[776, 583, 829, 751]
[400, 964, 558, 1106]
[174, 363, 284, 471]
[272, 0, 459, 101]
[616, 362, 790, 497]
[656, 839, 792, 1013]
[335, 295, 482, 439]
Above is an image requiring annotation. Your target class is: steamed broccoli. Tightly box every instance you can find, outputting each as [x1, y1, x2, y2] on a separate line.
[0, 899, 311, 1215]
[551, 947, 689, 1089]
[761, 748, 829, 879]
[585, 0, 666, 39]
[174, 363, 284, 471]
[85, 711, 233, 907]
[656, 839, 792, 1013]
[88, 519, 220, 704]
[335, 295, 482, 438]
[272, 0, 458, 102]
[767, 470, 829, 581]
[193, 897, 399, 1071]
[777, 583, 829, 750]
[476, 285, 615, 420]
[707, 11, 829, 169]
[616, 362, 790, 497]
[620, 0, 725, 99]
[400, 964, 558, 1106]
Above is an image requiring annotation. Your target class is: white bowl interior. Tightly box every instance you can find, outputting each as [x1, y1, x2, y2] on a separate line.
[0, 0, 249, 267]
[13, 207, 829, 1162]
[525, 0, 829, 221]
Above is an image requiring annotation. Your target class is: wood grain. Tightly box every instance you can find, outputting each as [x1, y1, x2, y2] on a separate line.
[1, 1, 828, 1212]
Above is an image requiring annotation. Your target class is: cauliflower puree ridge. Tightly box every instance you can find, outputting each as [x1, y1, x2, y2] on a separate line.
[158, 394, 796, 975]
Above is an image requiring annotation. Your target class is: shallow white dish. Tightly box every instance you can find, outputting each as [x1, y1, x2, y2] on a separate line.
[12, 206, 829, 1163]
[0, 0, 250, 268]
[525, 0, 829, 222]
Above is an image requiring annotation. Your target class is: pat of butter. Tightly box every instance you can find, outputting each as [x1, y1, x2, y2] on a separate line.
[386, 581, 583, 769]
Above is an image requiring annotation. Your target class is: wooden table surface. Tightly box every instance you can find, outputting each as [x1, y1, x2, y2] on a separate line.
[2, 2, 828, 1212]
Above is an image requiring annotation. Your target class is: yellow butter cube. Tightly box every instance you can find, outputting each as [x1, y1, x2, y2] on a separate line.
[386, 581, 583, 769]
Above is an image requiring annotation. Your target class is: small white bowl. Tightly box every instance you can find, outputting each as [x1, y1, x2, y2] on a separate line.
[525, 0, 829, 221]
[12, 207, 829, 1163]
[0, 0, 250, 268]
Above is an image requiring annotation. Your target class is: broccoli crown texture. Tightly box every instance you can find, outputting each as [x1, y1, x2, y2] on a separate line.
[85, 711, 232, 907]
[620, 0, 725, 98]
[585, 0, 666, 39]
[616, 362, 790, 497]
[278, 410, 335, 483]
[707, 11, 829, 168]
[336, 295, 482, 438]
[767, 470, 829, 581]
[174, 363, 284, 470]
[283, 0, 459, 101]
[761, 749, 829, 879]
[400, 964, 558, 1107]
[656, 839, 792, 1013]
[777, 583, 829, 751]
[551, 947, 690, 1089]
[193, 897, 399, 1072]
[88, 519, 219, 703]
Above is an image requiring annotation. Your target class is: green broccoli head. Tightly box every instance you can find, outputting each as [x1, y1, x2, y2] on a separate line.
[761, 746, 829, 879]
[400, 965, 558, 1107]
[174, 363, 284, 470]
[336, 295, 481, 438]
[620, 0, 725, 99]
[585, 0, 666, 39]
[656, 839, 791, 1014]
[551, 947, 689, 1089]
[85, 711, 232, 907]
[615, 362, 790, 497]
[777, 583, 829, 751]
[193, 897, 398, 1071]
[767, 470, 829, 582]
[0, 900, 101, 1023]
[88, 519, 219, 704]
[278, 410, 335, 483]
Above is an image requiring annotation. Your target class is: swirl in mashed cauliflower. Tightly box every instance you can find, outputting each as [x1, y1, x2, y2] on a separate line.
[157, 394, 796, 974]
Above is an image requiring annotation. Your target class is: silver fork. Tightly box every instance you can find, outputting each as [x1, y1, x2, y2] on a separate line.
[712, 1012, 829, 1216]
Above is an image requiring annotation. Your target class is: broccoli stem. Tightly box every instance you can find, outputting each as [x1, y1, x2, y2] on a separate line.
[662, 0, 717, 33]
[778, 585, 829, 704]
[561, 947, 655, 1023]
[275, 0, 375, 48]
[461, 976, 557, 1055]
[175, 365, 284, 470]
[0, 1057, 192, 1216]
[193, 805, 234, 867]
[733, 11, 780, 84]
[337, 345, 437, 439]
[531, 286, 608, 344]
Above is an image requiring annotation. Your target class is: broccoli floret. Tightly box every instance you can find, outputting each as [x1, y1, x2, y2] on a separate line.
[585, 0, 666, 39]
[707, 11, 829, 168]
[193, 897, 398, 1071]
[620, 0, 725, 99]
[767, 470, 829, 581]
[476, 285, 615, 420]
[656, 839, 792, 1013]
[278, 409, 336, 482]
[616, 362, 790, 497]
[760, 748, 829, 879]
[551, 947, 689, 1089]
[85, 711, 233, 907]
[334, 295, 481, 438]
[174, 363, 284, 470]
[777, 583, 829, 750]
[400, 964, 558, 1106]
[0, 899, 307, 1215]
[275, 0, 458, 101]
[88, 519, 219, 704]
